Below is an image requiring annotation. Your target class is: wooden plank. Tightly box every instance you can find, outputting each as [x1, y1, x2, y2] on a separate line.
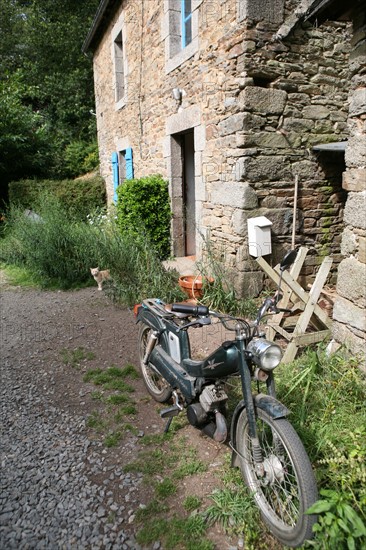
[293, 330, 330, 346]
[292, 256, 332, 337]
[267, 322, 292, 341]
[256, 258, 331, 328]
[266, 248, 308, 340]
[282, 257, 332, 363]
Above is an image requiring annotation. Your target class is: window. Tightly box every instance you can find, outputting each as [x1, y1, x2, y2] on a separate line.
[181, 0, 192, 49]
[112, 148, 134, 203]
[114, 31, 124, 102]
[112, 12, 127, 109]
[164, 0, 202, 74]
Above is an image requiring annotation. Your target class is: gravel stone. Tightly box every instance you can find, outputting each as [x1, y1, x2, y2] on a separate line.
[0, 287, 148, 549]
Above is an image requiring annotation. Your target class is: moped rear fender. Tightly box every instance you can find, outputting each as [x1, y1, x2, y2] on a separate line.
[230, 394, 290, 466]
[137, 306, 167, 333]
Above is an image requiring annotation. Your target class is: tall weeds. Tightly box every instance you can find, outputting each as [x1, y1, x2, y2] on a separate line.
[0, 196, 184, 302]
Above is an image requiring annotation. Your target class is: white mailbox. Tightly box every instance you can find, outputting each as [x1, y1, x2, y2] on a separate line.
[247, 216, 272, 257]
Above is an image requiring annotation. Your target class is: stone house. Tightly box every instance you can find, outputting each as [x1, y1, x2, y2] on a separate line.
[83, 0, 365, 357]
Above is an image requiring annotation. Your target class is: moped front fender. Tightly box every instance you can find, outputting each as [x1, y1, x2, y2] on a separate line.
[230, 393, 290, 467]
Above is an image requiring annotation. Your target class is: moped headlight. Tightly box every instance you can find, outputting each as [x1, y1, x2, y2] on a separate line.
[247, 338, 282, 371]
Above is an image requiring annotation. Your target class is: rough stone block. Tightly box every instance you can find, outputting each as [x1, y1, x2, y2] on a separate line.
[237, 0, 284, 24]
[344, 191, 366, 230]
[236, 156, 291, 182]
[340, 227, 357, 256]
[342, 168, 366, 192]
[240, 87, 287, 116]
[359, 237, 366, 264]
[210, 182, 258, 209]
[332, 321, 366, 361]
[302, 105, 331, 119]
[333, 296, 366, 332]
[336, 258, 366, 306]
[345, 136, 366, 169]
[218, 113, 246, 136]
[235, 271, 264, 299]
[349, 87, 366, 117]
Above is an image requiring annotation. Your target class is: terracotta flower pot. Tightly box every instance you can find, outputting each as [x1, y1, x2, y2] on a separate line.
[178, 275, 214, 300]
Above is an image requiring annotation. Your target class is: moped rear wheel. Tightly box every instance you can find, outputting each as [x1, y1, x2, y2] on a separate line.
[138, 323, 172, 403]
[236, 408, 318, 547]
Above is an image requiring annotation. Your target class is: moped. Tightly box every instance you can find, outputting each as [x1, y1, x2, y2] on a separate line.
[134, 250, 318, 547]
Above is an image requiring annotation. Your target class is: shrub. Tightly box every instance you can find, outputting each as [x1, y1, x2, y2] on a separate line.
[8, 175, 106, 220]
[64, 140, 99, 178]
[116, 174, 172, 259]
[1, 196, 184, 300]
[275, 346, 366, 547]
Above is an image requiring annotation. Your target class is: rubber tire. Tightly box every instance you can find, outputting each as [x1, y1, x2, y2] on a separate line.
[138, 323, 172, 403]
[236, 408, 318, 547]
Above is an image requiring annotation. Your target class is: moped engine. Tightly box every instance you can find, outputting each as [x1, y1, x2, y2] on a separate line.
[187, 384, 228, 428]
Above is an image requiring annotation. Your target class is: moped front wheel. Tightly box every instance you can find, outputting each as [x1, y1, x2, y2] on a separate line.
[236, 408, 318, 547]
[138, 323, 172, 403]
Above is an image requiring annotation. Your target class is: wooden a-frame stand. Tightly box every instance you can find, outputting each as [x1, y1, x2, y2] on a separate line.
[256, 247, 333, 363]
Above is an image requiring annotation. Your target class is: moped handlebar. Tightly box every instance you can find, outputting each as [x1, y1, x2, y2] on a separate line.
[171, 303, 209, 317]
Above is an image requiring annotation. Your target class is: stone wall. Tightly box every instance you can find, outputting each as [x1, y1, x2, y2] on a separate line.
[91, 0, 351, 297]
[332, 4, 366, 358]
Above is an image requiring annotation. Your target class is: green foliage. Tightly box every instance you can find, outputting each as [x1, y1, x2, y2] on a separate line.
[63, 141, 99, 178]
[0, 197, 97, 288]
[275, 346, 366, 546]
[116, 174, 172, 259]
[155, 478, 177, 499]
[306, 489, 366, 550]
[8, 176, 106, 220]
[197, 235, 257, 317]
[136, 515, 213, 550]
[1, 197, 183, 301]
[183, 495, 202, 512]
[60, 347, 95, 369]
[0, 73, 52, 185]
[0, 0, 99, 197]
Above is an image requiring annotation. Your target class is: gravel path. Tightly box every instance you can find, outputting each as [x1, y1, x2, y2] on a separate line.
[0, 284, 151, 549]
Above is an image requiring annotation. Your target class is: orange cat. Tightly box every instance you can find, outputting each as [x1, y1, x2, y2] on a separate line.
[90, 267, 110, 290]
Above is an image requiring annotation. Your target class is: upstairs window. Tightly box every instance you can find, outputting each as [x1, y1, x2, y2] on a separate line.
[181, 0, 192, 49]
[114, 30, 124, 102]
[164, 0, 201, 74]
[112, 12, 127, 109]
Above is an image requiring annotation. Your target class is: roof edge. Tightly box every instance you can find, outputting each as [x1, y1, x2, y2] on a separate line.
[82, 0, 118, 53]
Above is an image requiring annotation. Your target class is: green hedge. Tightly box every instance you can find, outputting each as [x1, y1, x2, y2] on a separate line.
[8, 175, 106, 220]
[116, 174, 172, 259]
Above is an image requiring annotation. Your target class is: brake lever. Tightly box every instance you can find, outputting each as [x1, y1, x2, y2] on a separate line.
[178, 317, 212, 331]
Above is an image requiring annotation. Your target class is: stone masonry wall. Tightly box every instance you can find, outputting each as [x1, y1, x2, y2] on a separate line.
[92, 0, 351, 297]
[332, 4, 366, 359]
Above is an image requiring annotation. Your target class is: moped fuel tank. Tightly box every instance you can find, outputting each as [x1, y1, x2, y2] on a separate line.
[184, 342, 240, 378]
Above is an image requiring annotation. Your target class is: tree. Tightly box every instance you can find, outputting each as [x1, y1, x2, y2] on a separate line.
[0, 0, 100, 205]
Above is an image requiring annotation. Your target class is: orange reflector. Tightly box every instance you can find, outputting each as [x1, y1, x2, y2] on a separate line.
[133, 304, 142, 317]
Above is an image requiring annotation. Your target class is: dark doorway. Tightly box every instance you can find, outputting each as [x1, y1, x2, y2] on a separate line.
[181, 130, 196, 256]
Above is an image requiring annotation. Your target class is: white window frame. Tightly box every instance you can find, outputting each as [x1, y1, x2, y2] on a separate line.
[111, 12, 128, 110]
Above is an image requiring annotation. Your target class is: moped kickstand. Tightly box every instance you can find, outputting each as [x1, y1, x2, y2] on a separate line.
[160, 391, 183, 433]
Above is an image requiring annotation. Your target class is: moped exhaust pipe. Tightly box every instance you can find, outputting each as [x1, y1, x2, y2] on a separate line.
[202, 410, 227, 443]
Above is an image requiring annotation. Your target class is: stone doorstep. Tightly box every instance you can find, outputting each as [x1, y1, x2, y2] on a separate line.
[162, 255, 197, 276]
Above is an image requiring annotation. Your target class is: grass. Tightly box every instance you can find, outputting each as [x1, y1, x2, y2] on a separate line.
[124, 433, 214, 549]
[0, 263, 39, 287]
[82, 364, 140, 446]
[60, 347, 95, 369]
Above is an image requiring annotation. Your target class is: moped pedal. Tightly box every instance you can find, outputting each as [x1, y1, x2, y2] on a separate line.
[160, 405, 181, 419]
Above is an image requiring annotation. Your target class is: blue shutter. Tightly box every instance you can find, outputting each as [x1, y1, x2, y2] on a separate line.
[112, 152, 119, 204]
[125, 147, 134, 180]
